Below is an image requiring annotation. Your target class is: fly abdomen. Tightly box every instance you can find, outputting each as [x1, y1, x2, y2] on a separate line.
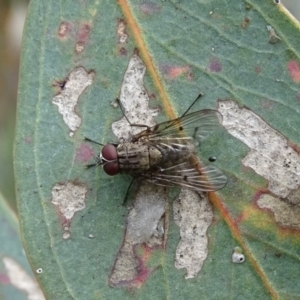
[149, 137, 195, 168]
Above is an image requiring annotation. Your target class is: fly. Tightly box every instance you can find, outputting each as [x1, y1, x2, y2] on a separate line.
[86, 94, 227, 196]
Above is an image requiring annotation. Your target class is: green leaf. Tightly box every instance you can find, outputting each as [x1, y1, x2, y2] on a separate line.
[15, 0, 300, 299]
[0, 192, 44, 300]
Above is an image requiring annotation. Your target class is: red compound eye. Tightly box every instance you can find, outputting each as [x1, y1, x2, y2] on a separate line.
[101, 144, 119, 176]
[102, 144, 117, 161]
[103, 162, 119, 176]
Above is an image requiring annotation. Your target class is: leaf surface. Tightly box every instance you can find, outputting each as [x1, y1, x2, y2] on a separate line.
[15, 1, 300, 299]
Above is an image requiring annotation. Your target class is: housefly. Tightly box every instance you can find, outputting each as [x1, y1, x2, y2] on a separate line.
[86, 94, 227, 194]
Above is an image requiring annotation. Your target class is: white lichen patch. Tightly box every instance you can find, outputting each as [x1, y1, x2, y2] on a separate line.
[126, 183, 166, 244]
[109, 183, 166, 285]
[173, 189, 213, 279]
[218, 100, 300, 198]
[117, 19, 128, 43]
[52, 67, 94, 135]
[232, 246, 245, 264]
[3, 256, 45, 300]
[35, 268, 43, 274]
[266, 25, 281, 44]
[257, 194, 300, 229]
[112, 54, 159, 140]
[109, 54, 165, 286]
[51, 182, 87, 220]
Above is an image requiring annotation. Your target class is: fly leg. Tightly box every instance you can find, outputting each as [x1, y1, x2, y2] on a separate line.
[122, 177, 137, 206]
[115, 98, 151, 130]
[84, 136, 118, 147]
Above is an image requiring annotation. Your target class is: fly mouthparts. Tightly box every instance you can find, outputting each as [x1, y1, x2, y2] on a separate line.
[86, 155, 103, 169]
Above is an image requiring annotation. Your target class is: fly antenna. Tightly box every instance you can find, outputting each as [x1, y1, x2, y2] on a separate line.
[181, 93, 203, 117]
[84, 137, 105, 146]
[85, 163, 97, 169]
[122, 177, 136, 206]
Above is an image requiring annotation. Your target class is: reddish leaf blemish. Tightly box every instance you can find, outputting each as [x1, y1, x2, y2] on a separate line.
[110, 243, 159, 288]
[58, 213, 70, 228]
[140, 3, 161, 15]
[161, 64, 191, 79]
[24, 136, 32, 144]
[58, 21, 72, 39]
[253, 189, 270, 203]
[132, 267, 151, 288]
[233, 211, 246, 226]
[287, 60, 300, 82]
[0, 273, 10, 284]
[132, 244, 154, 287]
[209, 58, 222, 72]
[287, 141, 300, 154]
[75, 23, 91, 54]
[75, 143, 94, 163]
[77, 23, 91, 42]
[296, 92, 300, 101]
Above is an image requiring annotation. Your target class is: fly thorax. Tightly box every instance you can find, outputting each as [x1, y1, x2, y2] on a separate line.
[117, 142, 160, 172]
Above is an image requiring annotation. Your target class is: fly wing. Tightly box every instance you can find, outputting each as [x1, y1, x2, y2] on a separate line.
[143, 156, 227, 192]
[148, 109, 222, 142]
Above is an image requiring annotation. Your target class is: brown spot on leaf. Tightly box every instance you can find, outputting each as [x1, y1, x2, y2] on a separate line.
[241, 17, 250, 28]
[117, 19, 128, 44]
[58, 21, 72, 39]
[259, 98, 274, 110]
[254, 65, 261, 74]
[119, 47, 127, 56]
[52, 78, 68, 93]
